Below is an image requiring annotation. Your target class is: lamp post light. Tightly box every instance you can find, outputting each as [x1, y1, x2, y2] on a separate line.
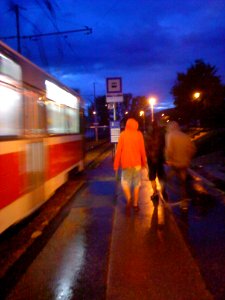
[193, 92, 201, 100]
[149, 97, 156, 122]
[139, 110, 145, 132]
[92, 110, 97, 123]
[193, 91, 201, 127]
[92, 111, 98, 141]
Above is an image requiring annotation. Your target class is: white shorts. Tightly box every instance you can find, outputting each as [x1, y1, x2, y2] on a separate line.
[121, 166, 141, 188]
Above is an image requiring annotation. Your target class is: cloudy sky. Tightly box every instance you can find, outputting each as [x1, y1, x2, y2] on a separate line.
[0, 0, 225, 110]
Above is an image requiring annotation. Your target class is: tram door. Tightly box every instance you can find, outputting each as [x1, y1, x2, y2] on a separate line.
[24, 91, 46, 208]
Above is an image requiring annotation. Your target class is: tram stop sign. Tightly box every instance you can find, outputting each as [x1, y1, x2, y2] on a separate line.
[106, 77, 123, 103]
[110, 121, 120, 143]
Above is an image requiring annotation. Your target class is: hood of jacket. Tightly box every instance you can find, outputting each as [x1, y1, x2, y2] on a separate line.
[125, 118, 138, 131]
[167, 121, 180, 133]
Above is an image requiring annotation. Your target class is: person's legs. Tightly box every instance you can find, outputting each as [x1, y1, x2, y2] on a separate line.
[121, 168, 137, 206]
[148, 159, 158, 198]
[158, 163, 168, 201]
[166, 165, 176, 181]
[178, 167, 189, 209]
[150, 179, 157, 195]
[133, 185, 140, 207]
[179, 168, 188, 199]
[132, 167, 141, 209]
[121, 169, 132, 206]
[121, 183, 132, 205]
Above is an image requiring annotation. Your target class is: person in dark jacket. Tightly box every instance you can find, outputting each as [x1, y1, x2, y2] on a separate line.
[145, 120, 167, 202]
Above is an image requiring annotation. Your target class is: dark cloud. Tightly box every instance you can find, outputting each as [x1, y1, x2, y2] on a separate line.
[0, 0, 225, 108]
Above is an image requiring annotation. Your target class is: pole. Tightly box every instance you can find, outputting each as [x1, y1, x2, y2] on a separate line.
[93, 82, 98, 142]
[113, 103, 117, 155]
[143, 114, 146, 132]
[151, 104, 154, 122]
[113, 103, 116, 121]
[149, 97, 156, 123]
[15, 5, 21, 53]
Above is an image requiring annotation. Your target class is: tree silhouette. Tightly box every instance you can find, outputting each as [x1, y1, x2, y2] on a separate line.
[171, 59, 225, 126]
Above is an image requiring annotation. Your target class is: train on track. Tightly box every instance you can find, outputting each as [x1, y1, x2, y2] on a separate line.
[0, 41, 85, 233]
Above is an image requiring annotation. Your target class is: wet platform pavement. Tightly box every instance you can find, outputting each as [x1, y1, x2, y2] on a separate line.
[0, 145, 224, 299]
[106, 168, 212, 300]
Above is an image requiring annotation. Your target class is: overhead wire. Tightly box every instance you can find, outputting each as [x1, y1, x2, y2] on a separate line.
[34, 0, 64, 64]
[18, 13, 49, 67]
[5, 0, 121, 101]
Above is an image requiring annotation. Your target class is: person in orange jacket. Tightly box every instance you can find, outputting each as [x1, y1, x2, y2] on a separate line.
[114, 118, 147, 211]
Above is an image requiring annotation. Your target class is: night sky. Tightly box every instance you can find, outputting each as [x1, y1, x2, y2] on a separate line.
[0, 0, 225, 110]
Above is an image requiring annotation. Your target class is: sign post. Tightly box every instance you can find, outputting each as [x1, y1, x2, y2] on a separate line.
[106, 77, 123, 120]
[110, 121, 120, 143]
[106, 77, 123, 108]
[106, 77, 123, 156]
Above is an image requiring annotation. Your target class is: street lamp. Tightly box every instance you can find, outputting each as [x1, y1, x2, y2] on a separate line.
[139, 110, 145, 132]
[149, 97, 156, 122]
[193, 92, 201, 101]
[92, 111, 98, 141]
[193, 91, 201, 127]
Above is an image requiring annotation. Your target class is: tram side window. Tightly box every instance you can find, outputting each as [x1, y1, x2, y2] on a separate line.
[0, 84, 22, 137]
[24, 91, 45, 135]
[45, 80, 80, 134]
[0, 54, 22, 137]
[47, 101, 64, 134]
[65, 106, 79, 133]
[46, 101, 79, 134]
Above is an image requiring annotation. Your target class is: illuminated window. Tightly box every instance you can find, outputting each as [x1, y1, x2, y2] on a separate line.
[24, 91, 46, 135]
[0, 53, 22, 82]
[0, 55, 22, 137]
[0, 85, 22, 136]
[46, 101, 65, 134]
[45, 80, 80, 134]
[45, 80, 78, 109]
[65, 107, 79, 133]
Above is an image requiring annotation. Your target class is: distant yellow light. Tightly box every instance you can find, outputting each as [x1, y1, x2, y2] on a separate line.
[193, 92, 201, 99]
[149, 97, 156, 106]
[148, 97, 157, 122]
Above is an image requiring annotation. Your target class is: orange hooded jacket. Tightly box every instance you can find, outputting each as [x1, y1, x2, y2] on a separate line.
[113, 118, 147, 170]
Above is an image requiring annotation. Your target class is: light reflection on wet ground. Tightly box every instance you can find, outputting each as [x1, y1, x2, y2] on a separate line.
[4, 155, 224, 300]
[106, 172, 212, 300]
[6, 163, 116, 300]
[166, 172, 225, 300]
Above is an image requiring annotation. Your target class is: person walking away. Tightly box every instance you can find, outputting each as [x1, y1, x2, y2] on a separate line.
[114, 118, 147, 211]
[165, 121, 196, 210]
[145, 120, 167, 203]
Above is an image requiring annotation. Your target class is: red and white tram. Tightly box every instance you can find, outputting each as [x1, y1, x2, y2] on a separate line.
[0, 41, 85, 234]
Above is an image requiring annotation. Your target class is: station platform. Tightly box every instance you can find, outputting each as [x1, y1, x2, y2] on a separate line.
[106, 166, 213, 300]
[0, 147, 216, 299]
